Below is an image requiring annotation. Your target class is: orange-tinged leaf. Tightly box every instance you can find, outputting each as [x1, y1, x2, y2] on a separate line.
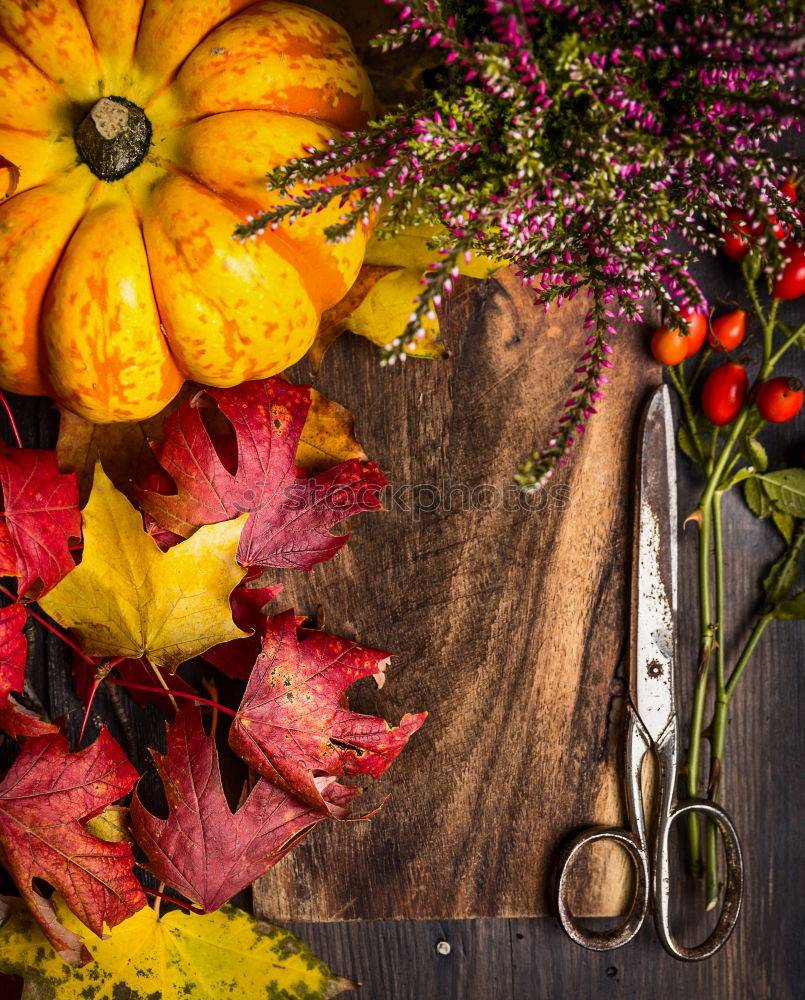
[56, 405, 172, 505]
[38, 465, 248, 672]
[309, 263, 399, 372]
[297, 388, 370, 473]
[0, 729, 145, 963]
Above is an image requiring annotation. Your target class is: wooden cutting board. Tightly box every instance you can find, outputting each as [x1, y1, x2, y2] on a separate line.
[255, 270, 659, 921]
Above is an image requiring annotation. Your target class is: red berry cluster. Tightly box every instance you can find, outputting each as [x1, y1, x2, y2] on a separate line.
[648, 180, 804, 432]
[721, 178, 805, 301]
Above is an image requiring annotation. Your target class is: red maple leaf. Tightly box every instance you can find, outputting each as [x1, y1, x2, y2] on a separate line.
[0, 696, 57, 740]
[0, 447, 81, 598]
[0, 729, 146, 961]
[0, 603, 55, 740]
[201, 583, 283, 679]
[130, 707, 355, 911]
[136, 380, 386, 571]
[228, 610, 426, 815]
[0, 603, 26, 709]
[0, 521, 17, 578]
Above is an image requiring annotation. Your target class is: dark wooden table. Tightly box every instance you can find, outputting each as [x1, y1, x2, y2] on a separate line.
[286, 377, 803, 991]
[286, 469, 805, 1000]
[281, 246, 803, 995]
[3, 251, 803, 1000]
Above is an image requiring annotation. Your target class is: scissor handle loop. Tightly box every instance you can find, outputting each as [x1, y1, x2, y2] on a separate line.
[653, 799, 744, 961]
[555, 825, 650, 951]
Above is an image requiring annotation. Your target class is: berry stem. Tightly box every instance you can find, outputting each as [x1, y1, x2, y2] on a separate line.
[0, 391, 23, 448]
[0, 582, 96, 665]
[105, 678, 236, 717]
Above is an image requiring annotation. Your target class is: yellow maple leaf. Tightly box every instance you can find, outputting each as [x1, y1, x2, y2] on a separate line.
[0, 896, 354, 1000]
[310, 224, 503, 367]
[85, 806, 135, 846]
[38, 465, 248, 672]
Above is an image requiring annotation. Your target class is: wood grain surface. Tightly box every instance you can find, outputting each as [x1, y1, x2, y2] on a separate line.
[255, 270, 658, 921]
[6, 266, 802, 998]
[272, 254, 804, 997]
[281, 467, 805, 1000]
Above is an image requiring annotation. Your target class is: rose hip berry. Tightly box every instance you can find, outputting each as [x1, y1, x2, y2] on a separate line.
[702, 363, 748, 426]
[755, 377, 804, 423]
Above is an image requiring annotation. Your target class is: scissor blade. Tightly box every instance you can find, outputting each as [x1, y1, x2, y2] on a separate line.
[631, 385, 678, 745]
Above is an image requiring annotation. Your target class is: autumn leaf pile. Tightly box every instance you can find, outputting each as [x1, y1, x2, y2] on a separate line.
[0, 376, 425, 966]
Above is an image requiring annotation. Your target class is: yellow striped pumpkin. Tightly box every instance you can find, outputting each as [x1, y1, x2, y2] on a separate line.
[0, 0, 372, 421]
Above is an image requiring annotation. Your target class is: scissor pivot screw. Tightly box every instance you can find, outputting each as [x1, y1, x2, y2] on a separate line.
[647, 659, 664, 678]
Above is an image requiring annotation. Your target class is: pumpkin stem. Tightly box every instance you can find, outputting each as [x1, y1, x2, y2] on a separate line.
[74, 96, 152, 182]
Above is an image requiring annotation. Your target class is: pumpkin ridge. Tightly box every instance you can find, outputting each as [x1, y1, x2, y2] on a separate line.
[169, 108, 366, 310]
[113, 175, 190, 384]
[160, 2, 372, 132]
[175, 161, 333, 316]
[44, 193, 184, 421]
[0, 128, 82, 197]
[78, 0, 147, 85]
[0, 30, 74, 99]
[37, 181, 105, 338]
[0, 175, 99, 397]
[0, 3, 101, 104]
[238, 205, 335, 316]
[134, 1, 257, 108]
[137, 214, 189, 384]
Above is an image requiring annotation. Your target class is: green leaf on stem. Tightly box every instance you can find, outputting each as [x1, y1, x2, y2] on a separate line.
[757, 470, 805, 518]
[738, 436, 768, 474]
[677, 424, 700, 465]
[763, 548, 800, 606]
[718, 468, 754, 493]
[741, 408, 767, 441]
[744, 477, 772, 518]
[772, 509, 795, 544]
[773, 592, 805, 620]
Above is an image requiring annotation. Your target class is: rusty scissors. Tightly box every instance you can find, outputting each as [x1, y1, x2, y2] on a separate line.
[555, 385, 744, 961]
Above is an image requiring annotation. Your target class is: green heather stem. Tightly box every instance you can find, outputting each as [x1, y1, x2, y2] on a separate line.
[713, 493, 727, 701]
[686, 493, 714, 877]
[667, 363, 706, 464]
[684, 279, 783, 894]
[689, 345, 713, 390]
[768, 320, 805, 368]
[704, 492, 727, 907]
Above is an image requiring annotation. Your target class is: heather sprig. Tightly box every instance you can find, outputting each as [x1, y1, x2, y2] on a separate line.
[236, 0, 804, 486]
